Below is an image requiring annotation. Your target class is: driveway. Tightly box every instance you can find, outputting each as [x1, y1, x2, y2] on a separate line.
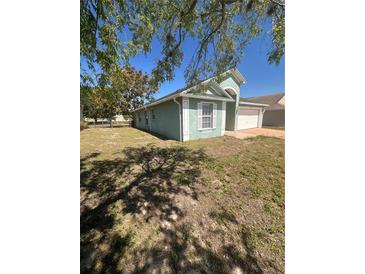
[225, 128, 285, 139]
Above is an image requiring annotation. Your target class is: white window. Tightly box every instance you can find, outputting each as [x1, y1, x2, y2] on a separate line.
[198, 102, 217, 130]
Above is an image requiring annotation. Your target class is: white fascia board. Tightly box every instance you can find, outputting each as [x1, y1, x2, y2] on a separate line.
[210, 81, 233, 99]
[182, 94, 234, 102]
[132, 94, 180, 112]
[181, 78, 214, 95]
[181, 67, 246, 94]
[133, 67, 245, 112]
[239, 101, 269, 107]
[229, 68, 246, 84]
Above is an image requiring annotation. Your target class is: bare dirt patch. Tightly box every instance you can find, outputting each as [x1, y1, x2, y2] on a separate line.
[225, 128, 285, 139]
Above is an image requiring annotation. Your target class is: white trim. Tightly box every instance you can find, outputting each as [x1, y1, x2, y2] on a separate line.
[133, 68, 245, 111]
[179, 67, 244, 95]
[134, 94, 179, 112]
[212, 103, 217, 129]
[173, 98, 182, 141]
[182, 98, 189, 141]
[222, 86, 239, 96]
[210, 81, 233, 99]
[198, 101, 215, 130]
[221, 102, 226, 136]
[182, 94, 234, 102]
[230, 68, 246, 84]
[181, 79, 214, 95]
[239, 101, 269, 107]
[258, 108, 264, 128]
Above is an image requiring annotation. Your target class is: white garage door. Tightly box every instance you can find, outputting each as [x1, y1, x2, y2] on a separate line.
[237, 108, 259, 130]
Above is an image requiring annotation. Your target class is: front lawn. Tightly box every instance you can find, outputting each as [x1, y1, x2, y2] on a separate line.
[80, 127, 285, 273]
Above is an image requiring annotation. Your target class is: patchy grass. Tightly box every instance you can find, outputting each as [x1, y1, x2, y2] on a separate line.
[81, 128, 284, 273]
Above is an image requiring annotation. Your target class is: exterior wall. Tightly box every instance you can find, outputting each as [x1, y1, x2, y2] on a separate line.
[221, 102, 226, 135]
[225, 99, 237, 130]
[182, 97, 189, 141]
[219, 76, 241, 93]
[262, 109, 285, 127]
[219, 76, 241, 131]
[187, 98, 223, 140]
[134, 99, 181, 140]
[134, 109, 149, 131]
[133, 74, 245, 140]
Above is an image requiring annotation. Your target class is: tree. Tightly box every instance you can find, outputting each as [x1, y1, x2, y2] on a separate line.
[80, 85, 105, 124]
[101, 66, 158, 127]
[107, 67, 158, 111]
[99, 87, 120, 128]
[80, 66, 158, 127]
[80, 0, 285, 85]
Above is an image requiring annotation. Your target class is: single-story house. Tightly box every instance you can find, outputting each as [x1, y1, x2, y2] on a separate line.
[241, 93, 285, 127]
[132, 68, 268, 141]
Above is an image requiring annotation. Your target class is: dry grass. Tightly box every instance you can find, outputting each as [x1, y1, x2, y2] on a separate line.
[81, 128, 284, 273]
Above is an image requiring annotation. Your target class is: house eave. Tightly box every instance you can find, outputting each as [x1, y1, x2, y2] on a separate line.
[239, 101, 269, 107]
[132, 94, 180, 112]
[182, 94, 235, 102]
[132, 67, 245, 112]
[210, 81, 233, 100]
[229, 68, 246, 84]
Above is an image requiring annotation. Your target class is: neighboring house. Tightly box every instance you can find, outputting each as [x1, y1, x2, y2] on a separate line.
[114, 114, 127, 122]
[132, 68, 268, 141]
[241, 93, 285, 127]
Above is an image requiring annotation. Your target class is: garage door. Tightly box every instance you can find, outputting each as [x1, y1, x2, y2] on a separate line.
[237, 108, 259, 130]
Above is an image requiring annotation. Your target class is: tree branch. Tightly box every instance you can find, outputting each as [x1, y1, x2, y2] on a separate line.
[270, 0, 285, 7]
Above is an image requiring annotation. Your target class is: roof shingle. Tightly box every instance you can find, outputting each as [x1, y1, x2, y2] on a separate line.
[240, 93, 284, 110]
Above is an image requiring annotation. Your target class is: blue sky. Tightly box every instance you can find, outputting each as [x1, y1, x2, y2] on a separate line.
[129, 27, 284, 99]
[82, 22, 284, 100]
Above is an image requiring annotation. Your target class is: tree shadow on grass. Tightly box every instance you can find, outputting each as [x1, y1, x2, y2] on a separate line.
[80, 144, 207, 272]
[80, 144, 268, 273]
[130, 223, 264, 274]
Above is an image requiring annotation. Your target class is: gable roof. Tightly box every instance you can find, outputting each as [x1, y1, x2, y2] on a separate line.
[241, 93, 284, 110]
[133, 68, 245, 112]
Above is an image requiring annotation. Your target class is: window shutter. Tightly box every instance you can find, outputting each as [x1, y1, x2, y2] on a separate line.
[213, 103, 217, 128]
[198, 103, 202, 130]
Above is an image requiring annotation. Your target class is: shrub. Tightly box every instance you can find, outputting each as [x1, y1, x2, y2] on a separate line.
[80, 120, 88, 131]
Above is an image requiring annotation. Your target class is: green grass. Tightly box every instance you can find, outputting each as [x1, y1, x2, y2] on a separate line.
[81, 128, 285, 273]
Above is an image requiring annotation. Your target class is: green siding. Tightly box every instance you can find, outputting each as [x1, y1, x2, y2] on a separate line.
[134, 100, 181, 141]
[188, 98, 222, 140]
[226, 96, 239, 130]
[133, 109, 149, 131]
[133, 74, 241, 141]
[219, 76, 241, 93]
[219, 75, 240, 130]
